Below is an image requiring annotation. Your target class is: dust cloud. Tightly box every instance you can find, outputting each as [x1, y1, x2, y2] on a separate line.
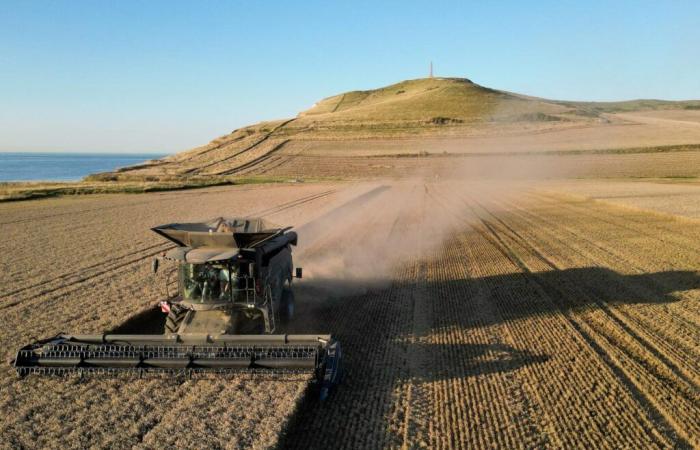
[290, 116, 598, 308]
[293, 169, 572, 302]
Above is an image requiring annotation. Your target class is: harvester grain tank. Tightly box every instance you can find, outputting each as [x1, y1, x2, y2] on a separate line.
[11, 217, 342, 399]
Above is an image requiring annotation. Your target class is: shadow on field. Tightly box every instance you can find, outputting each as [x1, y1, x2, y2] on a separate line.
[411, 342, 550, 380]
[284, 267, 699, 334]
[104, 265, 699, 449]
[109, 306, 165, 334]
[111, 267, 698, 336]
[276, 266, 700, 448]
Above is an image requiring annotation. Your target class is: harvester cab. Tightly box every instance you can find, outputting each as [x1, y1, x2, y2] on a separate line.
[11, 217, 342, 400]
[152, 217, 298, 335]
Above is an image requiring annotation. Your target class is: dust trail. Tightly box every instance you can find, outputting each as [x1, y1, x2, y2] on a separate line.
[295, 181, 449, 281]
[289, 97, 603, 316]
[293, 179, 557, 287]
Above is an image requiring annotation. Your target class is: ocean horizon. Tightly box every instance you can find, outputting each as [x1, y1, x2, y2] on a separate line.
[0, 152, 168, 182]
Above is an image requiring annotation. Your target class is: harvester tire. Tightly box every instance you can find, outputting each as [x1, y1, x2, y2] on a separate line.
[164, 304, 187, 334]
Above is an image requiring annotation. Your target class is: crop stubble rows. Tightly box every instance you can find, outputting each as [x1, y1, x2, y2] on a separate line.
[458, 188, 698, 447]
[280, 181, 699, 449]
[0, 180, 698, 449]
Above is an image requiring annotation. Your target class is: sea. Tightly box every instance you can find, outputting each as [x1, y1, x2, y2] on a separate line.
[0, 152, 167, 182]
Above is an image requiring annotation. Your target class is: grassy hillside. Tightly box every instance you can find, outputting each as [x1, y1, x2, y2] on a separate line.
[87, 77, 700, 180]
[282, 78, 594, 140]
[298, 78, 567, 123]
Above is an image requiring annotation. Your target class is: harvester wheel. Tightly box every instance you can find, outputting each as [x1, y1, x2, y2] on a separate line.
[164, 303, 187, 334]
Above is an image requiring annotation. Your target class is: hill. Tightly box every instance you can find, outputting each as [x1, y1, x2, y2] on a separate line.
[92, 77, 700, 180]
[297, 77, 569, 124]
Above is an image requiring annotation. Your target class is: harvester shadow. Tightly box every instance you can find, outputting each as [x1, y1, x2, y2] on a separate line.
[415, 342, 550, 379]
[111, 267, 698, 336]
[109, 307, 165, 334]
[276, 266, 700, 448]
[104, 266, 698, 448]
[282, 267, 698, 338]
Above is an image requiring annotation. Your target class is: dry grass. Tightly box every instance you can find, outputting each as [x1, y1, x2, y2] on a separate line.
[0, 179, 234, 202]
[297, 78, 571, 125]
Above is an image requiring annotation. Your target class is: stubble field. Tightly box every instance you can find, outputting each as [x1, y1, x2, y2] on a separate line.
[0, 178, 698, 449]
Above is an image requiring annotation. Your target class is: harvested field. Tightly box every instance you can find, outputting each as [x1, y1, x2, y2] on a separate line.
[1, 179, 699, 449]
[541, 179, 700, 219]
[243, 145, 700, 179]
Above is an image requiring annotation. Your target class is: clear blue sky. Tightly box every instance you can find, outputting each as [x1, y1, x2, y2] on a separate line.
[1, 1, 699, 153]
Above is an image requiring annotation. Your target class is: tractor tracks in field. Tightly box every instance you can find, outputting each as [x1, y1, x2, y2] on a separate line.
[491, 194, 700, 376]
[0, 185, 270, 231]
[525, 192, 700, 331]
[243, 142, 310, 176]
[282, 183, 443, 449]
[0, 197, 171, 227]
[524, 190, 700, 290]
[0, 188, 339, 311]
[286, 198, 414, 448]
[419, 183, 681, 447]
[246, 188, 338, 218]
[0, 187, 238, 227]
[401, 264, 433, 448]
[475, 195, 700, 386]
[459, 191, 696, 448]
[371, 183, 522, 448]
[0, 242, 172, 310]
[170, 133, 250, 166]
[292, 184, 391, 258]
[424, 185, 561, 448]
[396, 185, 435, 449]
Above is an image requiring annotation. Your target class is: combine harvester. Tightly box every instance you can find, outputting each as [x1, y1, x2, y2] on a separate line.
[12, 218, 342, 399]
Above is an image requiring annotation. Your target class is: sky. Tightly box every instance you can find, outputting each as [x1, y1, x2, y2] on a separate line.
[1, 1, 699, 154]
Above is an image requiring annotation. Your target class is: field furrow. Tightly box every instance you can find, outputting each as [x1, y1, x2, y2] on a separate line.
[437, 186, 675, 448]
[2, 180, 698, 449]
[493, 195, 700, 380]
[463, 192, 698, 447]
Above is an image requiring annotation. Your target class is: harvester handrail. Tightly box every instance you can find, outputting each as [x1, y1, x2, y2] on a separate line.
[241, 226, 293, 250]
[55, 333, 332, 346]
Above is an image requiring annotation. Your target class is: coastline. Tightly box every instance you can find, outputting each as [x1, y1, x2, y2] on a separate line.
[0, 151, 168, 183]
[0, 176, 335, 202]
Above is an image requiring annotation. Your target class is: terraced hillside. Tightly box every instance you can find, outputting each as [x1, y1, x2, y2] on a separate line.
[97, 78, 700, 181]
